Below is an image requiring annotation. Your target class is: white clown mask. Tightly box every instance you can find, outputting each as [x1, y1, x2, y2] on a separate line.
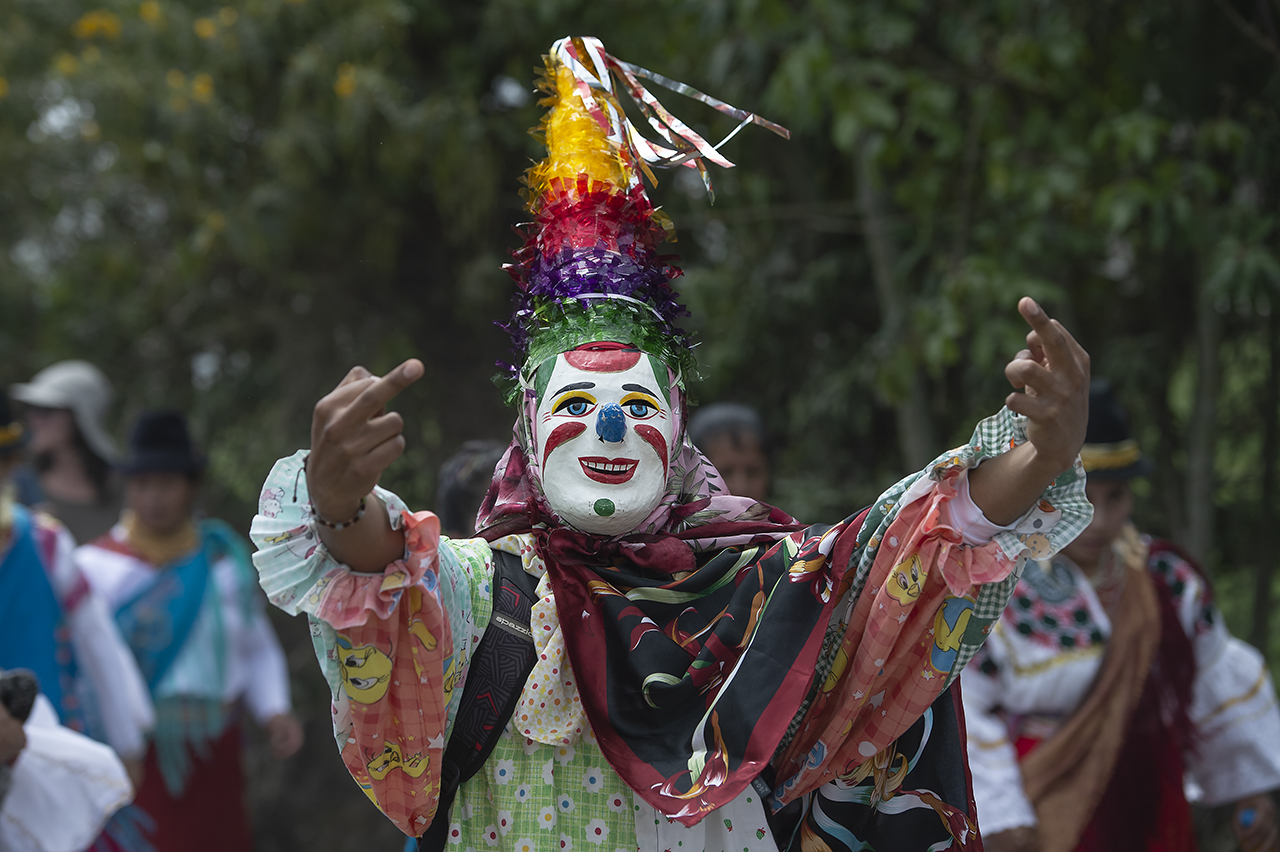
[531, 345, 675, 535]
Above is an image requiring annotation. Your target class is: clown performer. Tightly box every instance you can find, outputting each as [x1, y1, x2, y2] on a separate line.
[252, 37, 1093, 852]
[77, 411, 304, 852]
[962, 380, 1280, 852]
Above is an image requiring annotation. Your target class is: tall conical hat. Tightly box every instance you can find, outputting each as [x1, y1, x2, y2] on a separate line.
[500, 36, 788, 401]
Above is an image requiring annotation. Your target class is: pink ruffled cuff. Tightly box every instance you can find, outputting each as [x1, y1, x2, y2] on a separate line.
[921, 472, 1017, 596]
[309, 510, 441, 629]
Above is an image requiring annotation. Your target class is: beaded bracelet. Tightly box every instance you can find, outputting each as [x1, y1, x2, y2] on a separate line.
[311, 495, 367, 530]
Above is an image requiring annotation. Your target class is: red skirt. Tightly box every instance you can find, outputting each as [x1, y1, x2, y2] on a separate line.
[1014, 733, 1195, 852]
[132, 724, 253, 852]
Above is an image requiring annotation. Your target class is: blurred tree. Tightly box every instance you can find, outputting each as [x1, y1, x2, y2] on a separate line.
[2, 0, 1280, 846]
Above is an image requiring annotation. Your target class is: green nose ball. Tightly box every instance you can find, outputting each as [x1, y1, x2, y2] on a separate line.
[593, 498, 616, 517]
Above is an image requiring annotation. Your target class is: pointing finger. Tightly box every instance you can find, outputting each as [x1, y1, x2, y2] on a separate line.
[345, 359, 424, 423]
[1050, 316, 1090, 369]
[1018, 297, 1077, 372]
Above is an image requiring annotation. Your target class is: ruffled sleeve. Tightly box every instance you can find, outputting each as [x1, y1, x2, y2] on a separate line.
[250, 450, 421, 626]
[250, 450, 495, 836]
[841, 405, 1091, 682]
[770, 406, 1090, 803]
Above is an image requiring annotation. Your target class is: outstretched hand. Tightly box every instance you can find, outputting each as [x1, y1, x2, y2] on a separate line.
[307, 359, 423, 522]
[968, 298, 1090, 527]
[1004, 297, 1090, 473]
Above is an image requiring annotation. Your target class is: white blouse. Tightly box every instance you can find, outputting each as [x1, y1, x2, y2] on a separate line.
[27, 517, 154, 760]
[76, 525, 292, 724]
[0, 694, 133, 852]
[961, 539, 1280, 835]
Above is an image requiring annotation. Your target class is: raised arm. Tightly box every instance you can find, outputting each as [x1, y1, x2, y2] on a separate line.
[305, 359, 423, 572]
[969, 297, 1090, 525]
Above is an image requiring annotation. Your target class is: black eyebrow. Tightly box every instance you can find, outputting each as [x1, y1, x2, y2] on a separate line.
[622, 383, 658, 396]
[550, 381, 595, 398]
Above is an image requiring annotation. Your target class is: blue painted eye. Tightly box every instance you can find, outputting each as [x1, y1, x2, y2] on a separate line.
[628, 402, 651, 417]
[554, 395, 594, 416]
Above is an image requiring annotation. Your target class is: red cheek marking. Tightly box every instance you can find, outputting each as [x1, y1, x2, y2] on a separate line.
[634, 425, 669, 476]
[543, 422, 587, 466]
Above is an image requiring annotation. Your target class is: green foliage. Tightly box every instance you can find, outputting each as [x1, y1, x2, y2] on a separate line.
[3, 0, 1277, 545]
[3, 0, 1280, 842]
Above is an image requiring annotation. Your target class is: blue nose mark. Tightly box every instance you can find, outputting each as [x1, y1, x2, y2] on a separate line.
[596, 403, 627, 443]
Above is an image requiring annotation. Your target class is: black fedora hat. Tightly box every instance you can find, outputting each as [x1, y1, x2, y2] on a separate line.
[1079, 379, 1153, 480]
[117, 411, 206, 475]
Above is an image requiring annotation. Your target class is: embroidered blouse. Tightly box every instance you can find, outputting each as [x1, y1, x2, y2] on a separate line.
[961, 540, 1280, 836]
[77, 525, 292, 723]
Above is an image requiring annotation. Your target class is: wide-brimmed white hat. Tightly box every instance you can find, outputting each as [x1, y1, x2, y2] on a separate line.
[10, 360, 118, 462]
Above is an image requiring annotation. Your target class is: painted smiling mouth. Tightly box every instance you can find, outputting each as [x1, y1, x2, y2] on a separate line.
[579, 457, 639, 484]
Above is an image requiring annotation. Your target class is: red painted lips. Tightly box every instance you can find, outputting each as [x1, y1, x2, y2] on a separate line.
[579, 456, 639, 484]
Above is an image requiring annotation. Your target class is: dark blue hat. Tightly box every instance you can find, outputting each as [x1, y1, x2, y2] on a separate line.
[1080, 379, 1153, 480]
[117, 411, 206, 475]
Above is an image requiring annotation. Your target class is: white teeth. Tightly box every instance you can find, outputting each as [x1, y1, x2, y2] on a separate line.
[586, 461, 632, 473]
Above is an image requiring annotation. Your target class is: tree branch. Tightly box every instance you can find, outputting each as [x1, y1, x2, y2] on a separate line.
[1212, 0, 1280, 64]
[855, 135, 937, 470]
[949, 90, 991, 269]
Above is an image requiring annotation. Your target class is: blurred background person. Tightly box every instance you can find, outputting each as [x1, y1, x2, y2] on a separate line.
[687, 402, 771, 502]
[0, 391, 153, 789]
[962, 380, 1280, 852]
[435, 439, 507, 539]
[76, 411, 303, 852]
[0, 669, 137, 852]
[10, 361, 122, 544]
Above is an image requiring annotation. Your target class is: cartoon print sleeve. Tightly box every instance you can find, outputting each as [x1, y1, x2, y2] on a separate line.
[771, 406, 1090, 803]
[1149, 549, 1280, 804]
[960, 647, 1038, 835]
[250, 450, 494, 836]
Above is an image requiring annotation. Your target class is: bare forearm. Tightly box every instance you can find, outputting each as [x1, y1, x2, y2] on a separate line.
[968, 441, 1068, 527]
[315, 494, 406, 573]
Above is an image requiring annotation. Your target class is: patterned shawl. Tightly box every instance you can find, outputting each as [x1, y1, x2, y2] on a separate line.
[474, 369, 868, 824]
